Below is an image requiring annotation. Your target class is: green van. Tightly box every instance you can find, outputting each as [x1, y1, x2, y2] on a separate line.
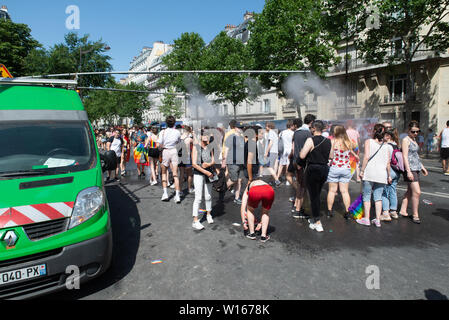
[0, 79, 112, 299]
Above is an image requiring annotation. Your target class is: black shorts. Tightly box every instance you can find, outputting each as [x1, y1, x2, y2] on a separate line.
[287, 159, 296, 173]
[403, 171, 420, 182]
[116, 156, 121, 164]
[441, 148, 449, 160]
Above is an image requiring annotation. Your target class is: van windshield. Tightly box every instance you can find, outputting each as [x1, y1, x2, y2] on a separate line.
[0, 121, 95, 178]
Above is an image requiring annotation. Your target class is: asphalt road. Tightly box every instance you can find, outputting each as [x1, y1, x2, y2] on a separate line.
[48, 156, 449, 300]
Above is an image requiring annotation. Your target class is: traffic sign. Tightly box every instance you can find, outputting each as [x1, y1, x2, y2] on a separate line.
[0, 64, 13, 78]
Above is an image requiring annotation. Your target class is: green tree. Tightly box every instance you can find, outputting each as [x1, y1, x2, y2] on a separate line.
[0, 19, 41, 76]
[200, 31, 256, 119]
[159, 32, 206, 92]
[247, 0, 340, 91]
[160, 89, 184, 119]
[351, 0, 449, 123]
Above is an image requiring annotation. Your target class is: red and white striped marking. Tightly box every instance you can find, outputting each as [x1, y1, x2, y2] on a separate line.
[0, 202, 74, 229]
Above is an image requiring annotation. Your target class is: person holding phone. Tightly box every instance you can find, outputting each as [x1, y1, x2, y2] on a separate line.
[191, 129, 215, 230]
[399, 121, 428, 224]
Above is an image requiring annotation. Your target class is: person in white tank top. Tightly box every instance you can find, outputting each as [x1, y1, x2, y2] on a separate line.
[357, 124, 392, 228]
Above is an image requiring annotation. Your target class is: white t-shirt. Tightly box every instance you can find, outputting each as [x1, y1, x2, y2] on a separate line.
[441, 128, 449, 148]
[157, 128, 181, 149]
[266, 129, 279, 154]
[280, 129, 294, 156]
[108, 137, 122, 157]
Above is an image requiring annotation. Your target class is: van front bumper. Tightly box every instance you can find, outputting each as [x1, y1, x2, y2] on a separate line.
[0, 229, 112, 300]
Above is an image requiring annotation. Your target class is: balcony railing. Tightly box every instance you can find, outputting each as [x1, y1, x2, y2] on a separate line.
[383, 93, 405, 103]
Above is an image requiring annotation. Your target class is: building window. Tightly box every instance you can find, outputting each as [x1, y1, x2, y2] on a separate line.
[246, 103, 250, 114]
[223, 105, 228, 116]
[263, 99, 271, 113]
[388, 74, 407, 102]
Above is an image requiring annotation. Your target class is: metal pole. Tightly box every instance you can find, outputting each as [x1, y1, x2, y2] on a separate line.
[22, 70, 311, 79]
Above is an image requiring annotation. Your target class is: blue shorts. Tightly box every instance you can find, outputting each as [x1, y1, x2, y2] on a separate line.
[362, 181, 386, 202]
[327, 166, 352, 183]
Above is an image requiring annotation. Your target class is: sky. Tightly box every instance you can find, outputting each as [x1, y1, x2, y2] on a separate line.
[2, 0, 266, 78]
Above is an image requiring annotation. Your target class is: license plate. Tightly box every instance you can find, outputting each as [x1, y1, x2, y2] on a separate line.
[0, 264, 47, 286]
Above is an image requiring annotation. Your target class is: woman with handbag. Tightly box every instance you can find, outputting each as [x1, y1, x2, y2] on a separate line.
[357, 124, 392, 227]
[191, 129, 216, 230]
[299, 120, 332, 233]
[399, 121, 429, 224]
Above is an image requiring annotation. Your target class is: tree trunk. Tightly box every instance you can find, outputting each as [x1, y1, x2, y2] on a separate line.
[404, 60, 414, 130]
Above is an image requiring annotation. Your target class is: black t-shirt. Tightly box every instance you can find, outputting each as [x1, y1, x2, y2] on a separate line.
[293, 128, 312, 167]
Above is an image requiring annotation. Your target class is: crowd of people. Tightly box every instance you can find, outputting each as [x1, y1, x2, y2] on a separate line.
[93, 115, 449, 241]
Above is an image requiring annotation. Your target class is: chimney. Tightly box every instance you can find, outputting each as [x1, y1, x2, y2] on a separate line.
[225, 24, 237, 31]
[244, 11, 254, 21]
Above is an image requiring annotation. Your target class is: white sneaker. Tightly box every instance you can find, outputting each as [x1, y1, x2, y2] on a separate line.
[309, 221, 324, 232]
[192, 221, 204, 230]
[206, 214, 214, 224]
[174, 195, 181, 203]
[151, 180, 158, 186]
[189, 188, 195, 194]
[286, 181, 290, 186]
[161, 193, 169, 201]
[170, 183, 175, 189]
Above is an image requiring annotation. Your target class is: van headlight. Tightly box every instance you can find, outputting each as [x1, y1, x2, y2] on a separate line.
[69, 187, 105, 229]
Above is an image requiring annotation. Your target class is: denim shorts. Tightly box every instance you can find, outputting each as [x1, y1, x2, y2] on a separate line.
[362, 181, 386, 202]
[327, 166, 352, 183]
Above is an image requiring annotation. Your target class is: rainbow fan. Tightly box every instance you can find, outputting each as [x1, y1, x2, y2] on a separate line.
[348, 193, 364, 220]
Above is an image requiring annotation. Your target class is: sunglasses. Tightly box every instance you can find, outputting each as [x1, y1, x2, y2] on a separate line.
[411, 130, 420, 134]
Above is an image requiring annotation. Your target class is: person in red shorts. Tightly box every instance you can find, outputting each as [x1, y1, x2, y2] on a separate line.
[241, 179, 275, 243]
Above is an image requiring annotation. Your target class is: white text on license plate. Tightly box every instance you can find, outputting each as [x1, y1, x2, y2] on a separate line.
[0, 264, 47, 286]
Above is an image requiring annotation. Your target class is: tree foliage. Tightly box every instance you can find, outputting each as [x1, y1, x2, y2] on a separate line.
[200, 31, 256, 118]
[84, 81, 151, 125]
[159, 32, 206, 92]
[247, 0, 340, 92]
[22, 32, 113, 94]
[0, 19, 41, 76]
[160, 89, 184, 119]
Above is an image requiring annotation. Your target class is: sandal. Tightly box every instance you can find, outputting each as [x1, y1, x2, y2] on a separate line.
[399, 212, 409, 218]
[380, 212, 392, 222]
[412, 216, 421, 224]
[390, 211, 399, 219]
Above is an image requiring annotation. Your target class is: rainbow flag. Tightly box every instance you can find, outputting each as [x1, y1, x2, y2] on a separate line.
[148, 139, 157, 149]
[134, 143, 149, 166]
[348, 194, 364, 220]
[349, 141, 359, 175]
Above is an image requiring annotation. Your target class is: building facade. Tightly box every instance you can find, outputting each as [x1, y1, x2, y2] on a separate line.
[126, 41, 173, 124]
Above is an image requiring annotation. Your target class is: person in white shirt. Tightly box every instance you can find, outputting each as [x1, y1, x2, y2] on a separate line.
[106, 129, 123, 182]
[439, 120, 449, 175]
[276, 120, 294, 184]
[264, 122, 281, 186]
[157, 116, 182, 202]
